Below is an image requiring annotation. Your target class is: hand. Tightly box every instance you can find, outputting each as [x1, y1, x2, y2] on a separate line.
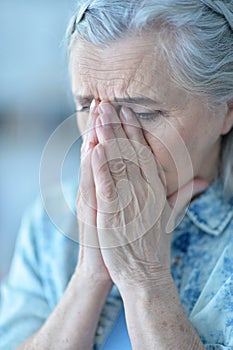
[91, 102, 208, 289]
[76, 101, 113, 285]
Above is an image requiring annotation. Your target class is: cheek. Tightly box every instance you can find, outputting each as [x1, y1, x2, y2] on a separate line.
[143, 124, 196, 193]
[143, 122, 185, 171]
[145, 133, 176, 172]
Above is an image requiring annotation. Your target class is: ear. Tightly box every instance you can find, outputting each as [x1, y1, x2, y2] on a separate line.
[221, 103, 233, 135]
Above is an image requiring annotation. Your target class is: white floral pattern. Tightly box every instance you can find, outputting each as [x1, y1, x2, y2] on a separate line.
[0, 179, 232, 349]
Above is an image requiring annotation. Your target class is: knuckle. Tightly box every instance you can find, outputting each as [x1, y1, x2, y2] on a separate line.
[124, 152, 138, 165]
[105, 139, 120, 158]
[138, 145, 153, 163]
[109, 158, 126, 175]
[112, 122, 122, 133]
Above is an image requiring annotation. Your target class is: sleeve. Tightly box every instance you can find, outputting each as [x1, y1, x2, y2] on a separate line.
[0, 198, 51, 350]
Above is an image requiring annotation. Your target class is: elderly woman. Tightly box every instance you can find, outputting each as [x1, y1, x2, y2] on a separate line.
[0, 0, 233, 349]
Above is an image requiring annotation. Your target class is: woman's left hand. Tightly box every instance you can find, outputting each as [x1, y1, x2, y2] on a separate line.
[91, 102, 207, 290]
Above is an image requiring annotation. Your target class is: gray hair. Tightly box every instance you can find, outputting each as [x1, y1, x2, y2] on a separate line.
[67, 0, 233, 198]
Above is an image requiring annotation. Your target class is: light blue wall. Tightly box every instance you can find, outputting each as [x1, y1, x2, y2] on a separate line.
[0, 0, 75, 110]
[0, 0, 78, 279]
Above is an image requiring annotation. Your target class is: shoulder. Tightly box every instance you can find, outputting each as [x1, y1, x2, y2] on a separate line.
[14, 180, 80, 307]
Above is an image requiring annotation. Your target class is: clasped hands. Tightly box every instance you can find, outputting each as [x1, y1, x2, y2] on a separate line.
[76, 99, 207, 291]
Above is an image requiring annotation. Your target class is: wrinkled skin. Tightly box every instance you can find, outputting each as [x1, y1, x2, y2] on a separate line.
[72, 32, 233, 286]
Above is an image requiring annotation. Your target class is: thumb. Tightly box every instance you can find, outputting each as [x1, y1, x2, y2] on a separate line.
[166, 178, 209, 233]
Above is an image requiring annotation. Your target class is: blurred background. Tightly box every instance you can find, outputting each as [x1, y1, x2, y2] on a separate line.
[0, 0, 80, 280]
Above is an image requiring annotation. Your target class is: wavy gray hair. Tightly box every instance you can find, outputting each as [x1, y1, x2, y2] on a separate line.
[67, 0, 233, 197]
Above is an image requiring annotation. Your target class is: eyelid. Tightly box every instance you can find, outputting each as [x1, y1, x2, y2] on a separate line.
[135, 110, 164, 121]
[76, 104, 168, 121]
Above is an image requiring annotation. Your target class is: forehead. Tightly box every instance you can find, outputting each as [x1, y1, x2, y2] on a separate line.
[70, 33, 188, 107]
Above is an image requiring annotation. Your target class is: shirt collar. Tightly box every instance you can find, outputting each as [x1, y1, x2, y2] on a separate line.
[187, 178, 233, 236]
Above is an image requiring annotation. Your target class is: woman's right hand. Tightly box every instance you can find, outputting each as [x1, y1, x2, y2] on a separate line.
[75, 100, 113, 284]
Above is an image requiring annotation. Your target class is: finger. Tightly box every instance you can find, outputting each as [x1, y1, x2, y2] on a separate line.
[96, 106, 142, 183]
[119, 106, 166, 189]
[77, 146, 100, 248]
[92, 143, 123, 215]
[95, 116, 131, 184]
[95, 118, 150, 221]
[119, 106, 163, 188]
[98, 103, 140, 170]
[79, 147, 96, 212]
[81, 99, 99, 155]
[119, 106, 149, 147]
[98, 102, 125, 139]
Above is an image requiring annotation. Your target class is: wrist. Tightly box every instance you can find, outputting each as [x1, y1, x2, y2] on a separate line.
[73, 267, 113, 293]
[117, 267, 173, 298]
[119, 276, 204, 350]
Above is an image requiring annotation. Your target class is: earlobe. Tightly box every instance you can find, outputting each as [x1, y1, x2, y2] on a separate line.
[221, 105, 233, 135]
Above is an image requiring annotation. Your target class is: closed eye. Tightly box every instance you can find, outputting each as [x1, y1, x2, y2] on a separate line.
[76, 106, 167, 122]
[135, 110, 165, 122]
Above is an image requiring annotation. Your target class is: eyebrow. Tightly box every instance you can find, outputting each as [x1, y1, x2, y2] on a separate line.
[74, 94, 161, 106]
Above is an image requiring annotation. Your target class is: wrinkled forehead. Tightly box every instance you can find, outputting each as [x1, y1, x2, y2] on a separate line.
[70, 35, 189, 108]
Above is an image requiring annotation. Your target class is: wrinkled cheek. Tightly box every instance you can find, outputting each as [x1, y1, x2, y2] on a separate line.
[143, 132, 193, 195]
[144, 131, 175, 170]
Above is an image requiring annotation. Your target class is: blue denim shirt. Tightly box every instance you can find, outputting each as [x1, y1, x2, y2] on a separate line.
[0, 178, 233, 350]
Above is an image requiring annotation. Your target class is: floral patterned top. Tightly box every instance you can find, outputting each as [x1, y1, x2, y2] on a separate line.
[0, 178, 232, 350]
